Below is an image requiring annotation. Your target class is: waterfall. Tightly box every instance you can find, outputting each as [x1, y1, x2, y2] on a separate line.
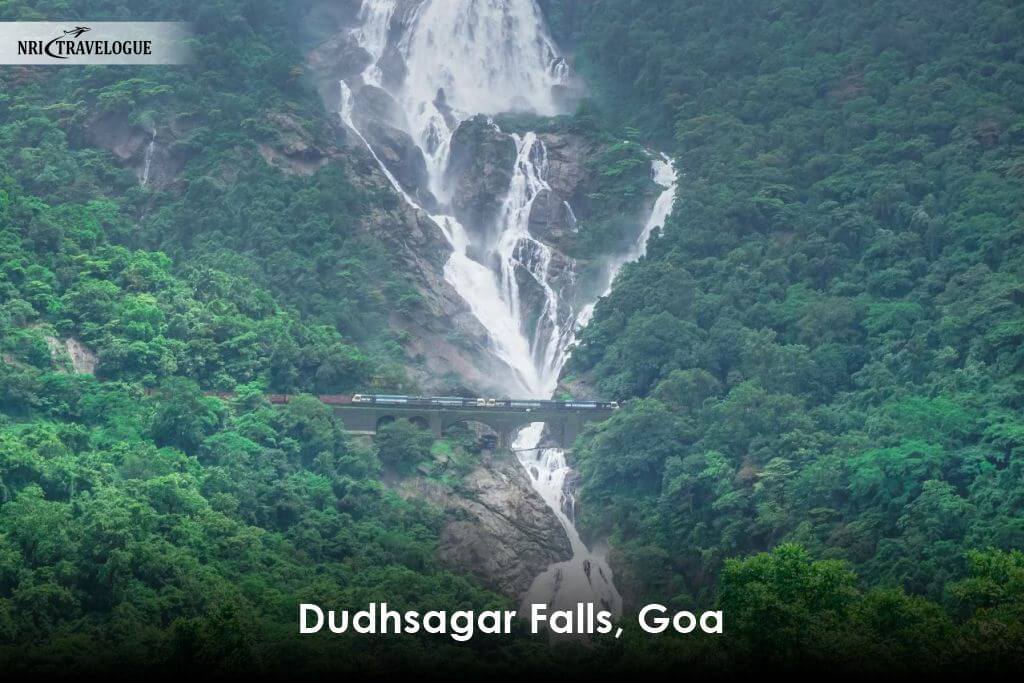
[514, 425, 623, 619]
[576, 155, 679, 328]
[515, 157, 677, 622]
[141, 130, 156, 187]
[340, 0, 678, 624]
[495, 132, 568, 390]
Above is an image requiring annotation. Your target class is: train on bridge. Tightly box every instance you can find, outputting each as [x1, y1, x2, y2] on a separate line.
[262, 394, 619, 411]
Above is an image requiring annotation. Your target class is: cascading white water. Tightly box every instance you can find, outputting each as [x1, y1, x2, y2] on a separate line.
[576, 155, 679, 328]
[496, 132, 568, 390]
[340, 0, 678, 624]
[344, 0, 570, 396]
[141, 131, 156, 187]
[513, 425, 623, 620]
[515, 157, 677, 622]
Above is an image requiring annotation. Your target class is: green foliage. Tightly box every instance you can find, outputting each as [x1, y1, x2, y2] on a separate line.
[0, 0, 416, 394]
[0, 0, 499, 672]
[375, 419, 433, 473]
[0, 0, 1021, 673]
[0, 374, 529, 671]
[555, 0, 1024, 669]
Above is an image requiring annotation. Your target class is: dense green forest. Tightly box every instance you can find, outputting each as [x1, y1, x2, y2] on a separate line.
[1, 0, 419, 396]
[1, 0, 1022, 674]
[552, 0, 1024, 668]
[0, 0, 519, 671]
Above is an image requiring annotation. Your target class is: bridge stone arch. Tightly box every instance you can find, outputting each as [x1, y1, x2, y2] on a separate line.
[330, 403, 602, 449]
[440, 418, 501, 450]
[376, 414, 431, 432]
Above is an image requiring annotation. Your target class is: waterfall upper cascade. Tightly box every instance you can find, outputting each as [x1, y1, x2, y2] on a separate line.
[337, 0, 678, 621]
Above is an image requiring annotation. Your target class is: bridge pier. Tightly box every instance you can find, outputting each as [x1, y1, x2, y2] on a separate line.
[562, 414, 583, 448]
[496, 427, 513, 451]
[429, 413, 443, 438]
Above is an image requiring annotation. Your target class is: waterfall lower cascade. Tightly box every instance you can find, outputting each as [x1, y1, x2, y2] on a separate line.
[339, 0, 678, 623]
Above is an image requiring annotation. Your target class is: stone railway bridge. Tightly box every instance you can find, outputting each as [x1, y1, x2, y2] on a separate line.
[260, 395, 617, 449]
[155, 391, 619, 448]
[330, 403, 612, 449]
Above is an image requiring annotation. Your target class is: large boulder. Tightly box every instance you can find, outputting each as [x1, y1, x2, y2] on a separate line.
[351, 84, 408, 130]
[377, 44, 408, 90]
[444, 115, 516, 238]
[305, 30, 372, 83]
[359, 120, 435, 208]
[510, 237, 578, 356]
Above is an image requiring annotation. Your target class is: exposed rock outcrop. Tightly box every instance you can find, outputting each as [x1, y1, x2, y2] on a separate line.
[305, 30, 372, 87]
[82, 111, 187, 189]
[528, 188, 577, 244]
[538, 132, 592, 207]
[401, 450, 572, 598]
[351, 83, 408, 128]
[44, 336, 97, 375]
[258, 112, 333, 175]
[444, 115, 516, 236]
[333, 119, 523, 396]
[377, 44, 408, 90]
[351, 85, 436, 207]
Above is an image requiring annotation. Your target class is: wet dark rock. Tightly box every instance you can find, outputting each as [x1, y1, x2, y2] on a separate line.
[83, 111, 187, 189]
[528, 188, 576, 243]
[512, 253, 547, 343]
[433, 88, 459, 132]
[352, 84, 408, 129]
[305, 30, 372, 83]
[377, 45, 408, 90]
[445, 114, 516, 237]
[538, 132, 591, 207]
[351, 86, 436, 207]
[361, 120, 436, 208]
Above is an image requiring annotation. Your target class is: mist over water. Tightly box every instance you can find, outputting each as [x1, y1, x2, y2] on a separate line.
[340, 0, 677, 625]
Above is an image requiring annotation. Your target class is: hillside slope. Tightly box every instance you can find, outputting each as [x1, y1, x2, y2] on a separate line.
[544, 0, 1024, 666]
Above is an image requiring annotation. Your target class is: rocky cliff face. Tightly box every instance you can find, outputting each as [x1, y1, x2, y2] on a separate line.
[350, 84, 437, 208]
[330, 121, 525, 396]
[83, 110, 188, 190]
[400, 450, 571, 597]
[445, 115, 516, 238]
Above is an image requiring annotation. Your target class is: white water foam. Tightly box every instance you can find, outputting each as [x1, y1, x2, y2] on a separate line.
[339, 0, 678, 624]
